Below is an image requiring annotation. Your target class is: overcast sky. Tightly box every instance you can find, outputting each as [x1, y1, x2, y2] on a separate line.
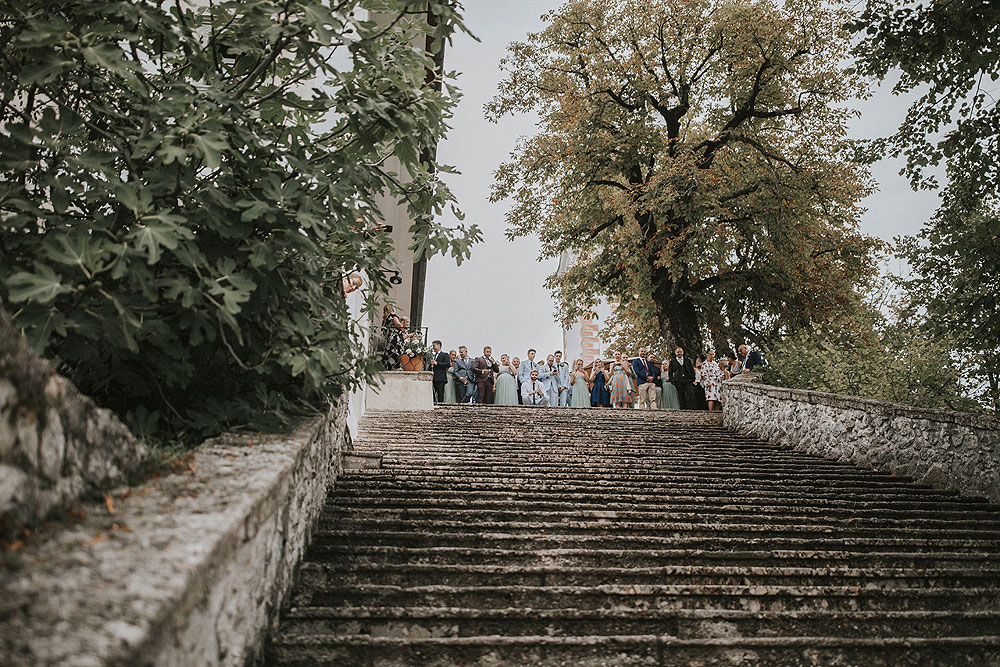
[421, 2, 939, 358]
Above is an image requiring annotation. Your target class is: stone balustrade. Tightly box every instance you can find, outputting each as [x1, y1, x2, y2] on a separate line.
[0, 308, 146, 532]
[722, 377, 1000, 503]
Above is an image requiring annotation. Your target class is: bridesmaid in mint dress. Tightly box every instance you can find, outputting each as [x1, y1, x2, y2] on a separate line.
[493, 354, 519, 405]
[570, 359, 590, 407]
[661, 368, 680, 409]
[443, 349, 458, 403]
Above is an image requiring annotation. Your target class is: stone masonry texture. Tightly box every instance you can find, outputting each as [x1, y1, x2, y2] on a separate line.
[723, 378, 1000, 504]
[0, 399, 349, 667]
[0, 307, 146, 531]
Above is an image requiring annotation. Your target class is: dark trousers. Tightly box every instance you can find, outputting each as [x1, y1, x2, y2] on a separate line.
[476, 381, 494, 405]
[675, 381, 697, 410]
[433, 380, 446, 403]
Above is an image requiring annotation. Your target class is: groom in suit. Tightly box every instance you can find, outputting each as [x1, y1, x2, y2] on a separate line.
[453, 346, 476, 403]
[668, 346, 697, 410]
[431, 340, 450, 403]
[473, 346, 500, 405]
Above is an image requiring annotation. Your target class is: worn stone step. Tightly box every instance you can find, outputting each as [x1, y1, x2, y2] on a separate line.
[297, 561, 1000, 589]
[344, 467, 931, 487]
[271, 633, 1000, 666]
[309, 544, 1000, 570]
[278, 606, 1000, 640]
[313, 529, 1000, 554]
[322, 505, 1000, 530]
[317, 517, 1000, 541]
[291, 582, 999, 612]
[328, 489, 999, 518]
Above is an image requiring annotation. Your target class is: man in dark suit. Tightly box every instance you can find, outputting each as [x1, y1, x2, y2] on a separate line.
[453, 346, 476, 403]
[431, 340, 450, 403]
[632, 347, 661, 410]
[473, 346, 500, 405]
[668, 346, 697, 410]
[738, 344, 764, 373]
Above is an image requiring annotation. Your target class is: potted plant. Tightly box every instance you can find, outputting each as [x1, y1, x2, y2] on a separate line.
[400, 338, 433, 372]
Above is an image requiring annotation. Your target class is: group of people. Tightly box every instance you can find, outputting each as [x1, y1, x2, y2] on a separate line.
[429, 341, 764, 410]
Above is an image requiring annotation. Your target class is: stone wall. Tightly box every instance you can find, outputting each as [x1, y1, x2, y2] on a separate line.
[0, 308, 146, 531]
[723, 378, 1000, 503]
[0, 399, 351, 667]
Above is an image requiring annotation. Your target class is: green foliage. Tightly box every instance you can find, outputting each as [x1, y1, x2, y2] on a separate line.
[851, 0, 1000, 196]
[0, 1, 480, 444]
[763, 304, 980, 412]
[894, 189, 1000, 414]
[489, 0, 882, 353]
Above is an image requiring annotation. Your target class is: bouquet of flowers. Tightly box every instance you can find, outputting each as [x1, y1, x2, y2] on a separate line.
[402, 338, 434, 365]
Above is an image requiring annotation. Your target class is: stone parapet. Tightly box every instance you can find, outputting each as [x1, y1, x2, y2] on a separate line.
[722, 378, 1000, 503]
[0, 400, 350, 667]
[0, 308, 146, 531]
[366, 370, 433, 411]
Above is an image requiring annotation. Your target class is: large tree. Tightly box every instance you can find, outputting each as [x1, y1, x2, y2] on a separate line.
[0, 1, 479, 443]
[489, 0, 881, 353]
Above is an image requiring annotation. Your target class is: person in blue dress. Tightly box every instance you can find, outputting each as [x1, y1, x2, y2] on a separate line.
[589, 359, 611, 407]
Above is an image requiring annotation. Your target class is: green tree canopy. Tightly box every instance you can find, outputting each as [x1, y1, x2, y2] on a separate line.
[851, 0, 1000, 196]
[0, 0, 479, 442]
[489, 0, 881, 353]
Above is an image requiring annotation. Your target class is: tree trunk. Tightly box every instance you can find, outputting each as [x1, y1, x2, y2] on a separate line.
[651, 278, 702, 354]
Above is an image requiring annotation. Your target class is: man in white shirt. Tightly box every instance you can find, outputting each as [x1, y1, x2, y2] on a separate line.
[521, 368, 549, 406]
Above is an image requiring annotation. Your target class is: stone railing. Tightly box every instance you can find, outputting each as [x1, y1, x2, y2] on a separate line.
[1, 308, 147, 532]
[0, 400, 352, 667]
[722, 377, 1000, 503]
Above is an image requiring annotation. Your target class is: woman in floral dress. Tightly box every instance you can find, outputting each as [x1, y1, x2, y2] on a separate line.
[700, 349, 727, 412]
[608, 351, 634, 409]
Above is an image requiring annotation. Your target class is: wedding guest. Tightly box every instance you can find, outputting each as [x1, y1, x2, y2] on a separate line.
[444, 350, 458, 403]
[342, 272, 363, 296]
[725, 351, 741, 376]
[431, 340, 450, 403]
[511, 357, 523, 404]
[700, 349, 726, 412]
[473, 346, 500, 405]
[660, 362, 681, 410]
[538, 355, 555, 407]
[738, 344, 764, 373]
[632, 348, 660, 410]
[668, 347, 697, 410]
[517, 349, 539, 390]
[380, 305, 405, 370]
[552, 351, 571, 407]
[590, 360, 611, 407]
[570, 359, 590, 407]
[608, 351, 634, 409]
[454, 346, 476, 403]
[493, 354, 519, 405]
[694, 355, 708, 410]
[521, 368, 549, 406]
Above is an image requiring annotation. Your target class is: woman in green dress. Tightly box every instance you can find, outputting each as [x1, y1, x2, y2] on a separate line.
[661, 370, 681, 409]
[570, 359, 591, 407]
[493, 354, 519, 405]
[443, 349, 458, 403]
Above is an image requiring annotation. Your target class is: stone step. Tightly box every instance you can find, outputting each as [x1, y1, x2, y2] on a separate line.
[317, 517, 1000, 541]
[278, 606, 1000, 640]
[270, 634, 1000, 666]
[296, 561, 1000, 589]
[313, 529, 1000, 554]
[291, 582, 999, 612]
[309, 544, 1000, 569]
[327, 491, 1000, 518]
[322, 504, 1000, 529]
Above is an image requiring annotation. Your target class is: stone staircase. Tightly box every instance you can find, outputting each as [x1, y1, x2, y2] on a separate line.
[266, 405, 1000, 665]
